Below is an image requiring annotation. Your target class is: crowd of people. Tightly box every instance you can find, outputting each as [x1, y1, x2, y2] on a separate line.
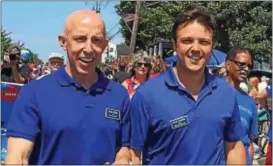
[1, 7, 272, 165]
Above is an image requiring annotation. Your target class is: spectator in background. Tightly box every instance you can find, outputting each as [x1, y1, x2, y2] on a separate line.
[258, 76, 269, 93]
[48, 52, 64, 72]
[122, 56, 152, 98]
[37, 53, 64, 80]
[249, 76, 259, 98]
[29, 63, 41, 80]
[225, 47, 258, 165]
[150, 55, 166, 78]
[1, 45, 31, 84]
[113, 61, 130, 83]
[257, 79, 272, 165]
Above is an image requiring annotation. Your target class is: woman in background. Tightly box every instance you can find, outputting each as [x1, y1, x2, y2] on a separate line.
[122, 56, 152, 98]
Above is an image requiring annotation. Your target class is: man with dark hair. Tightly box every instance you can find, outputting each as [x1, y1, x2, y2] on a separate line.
[130, 8, 246, 164]
[113, 61, 130, 83]
[225, 47, 258, 165]
[1, 45, 31, 84]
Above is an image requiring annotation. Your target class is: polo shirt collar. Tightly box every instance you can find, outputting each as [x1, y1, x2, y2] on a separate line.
[165, 62, 218, 91]
[57, 66, 110, 92]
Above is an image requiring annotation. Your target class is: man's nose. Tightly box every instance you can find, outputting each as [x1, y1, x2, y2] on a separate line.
[83, 39, 94, 53]
[191, 41, 201, 53]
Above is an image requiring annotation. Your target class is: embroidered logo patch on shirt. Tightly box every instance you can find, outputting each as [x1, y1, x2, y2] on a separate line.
[170, 116, 189, 130]
[105, 108, 120, 120]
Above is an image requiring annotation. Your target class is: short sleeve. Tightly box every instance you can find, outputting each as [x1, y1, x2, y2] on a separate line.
[130, 91, 150, 151]
[7, 83, 40, 142]
[224, 97, 244, 142]
[249, 101, 259, 138]
[120, 92, 131, 147]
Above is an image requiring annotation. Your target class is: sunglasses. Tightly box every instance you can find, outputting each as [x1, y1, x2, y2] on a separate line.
[230, 60, 253, 69]
[136, 62, 150, 68]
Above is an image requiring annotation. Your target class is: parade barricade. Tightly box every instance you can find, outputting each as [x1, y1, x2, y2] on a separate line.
[1, 82, 23, 162]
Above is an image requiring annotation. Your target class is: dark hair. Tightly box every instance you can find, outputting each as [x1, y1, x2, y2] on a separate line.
[119, 61, 126, 71]
[172, 7, 217, 41]
[7, 44, 20, 53]
[226, 47, 254, 64]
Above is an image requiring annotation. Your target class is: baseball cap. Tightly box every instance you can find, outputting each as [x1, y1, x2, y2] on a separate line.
[48, 52, 64, 61]
[20, 49, 32, 62]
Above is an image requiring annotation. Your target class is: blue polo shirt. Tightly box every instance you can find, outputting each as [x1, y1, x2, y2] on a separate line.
[235, 90, 258, 164]
[130, 66, 243, 165]
[7, 66, 130, 165]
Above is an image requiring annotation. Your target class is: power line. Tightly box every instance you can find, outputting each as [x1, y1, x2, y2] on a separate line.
[107, 21, 119, 35]
[109, 28, 121, 40]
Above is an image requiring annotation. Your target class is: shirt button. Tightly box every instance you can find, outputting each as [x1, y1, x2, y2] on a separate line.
[85, 90, 90, 95]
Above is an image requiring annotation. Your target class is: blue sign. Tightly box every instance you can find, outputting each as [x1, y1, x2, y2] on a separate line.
[1, 82, 23, 162]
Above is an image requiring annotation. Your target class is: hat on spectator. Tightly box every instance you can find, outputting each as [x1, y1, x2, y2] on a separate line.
[20, 48, 33, 63]
[48, 52, 64, 61]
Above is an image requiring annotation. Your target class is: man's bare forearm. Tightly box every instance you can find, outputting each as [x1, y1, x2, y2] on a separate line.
[5, 137, 34, 165]
[225, 141, 246, 164]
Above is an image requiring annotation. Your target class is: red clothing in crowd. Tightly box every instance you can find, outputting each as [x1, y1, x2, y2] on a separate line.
[266, 142, 272, 165]
[123, 78, 139, 97]
[149, 73, 159, 79]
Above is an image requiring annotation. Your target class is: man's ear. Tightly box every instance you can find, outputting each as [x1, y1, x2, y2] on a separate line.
[58, 34, 67, 50]
[225, 60, 231, 71]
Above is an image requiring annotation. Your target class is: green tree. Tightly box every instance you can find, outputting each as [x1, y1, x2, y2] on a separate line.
[1, 27, 12, 58]
[1, 27, 25, 59]
[115, 1, 272, 63]
[28, 52, 38, 63]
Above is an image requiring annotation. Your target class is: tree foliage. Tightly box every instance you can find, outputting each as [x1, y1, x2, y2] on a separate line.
[115, 1, 272, 63]
[1, 27, 25, 58]
[1, 27, 42, 64]
[1, 27, 13, 58]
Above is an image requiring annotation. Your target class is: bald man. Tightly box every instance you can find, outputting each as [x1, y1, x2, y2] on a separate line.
[5, 10, 131, 165]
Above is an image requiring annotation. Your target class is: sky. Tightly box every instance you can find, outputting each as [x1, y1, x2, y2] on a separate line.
[2, 1, 124, 62]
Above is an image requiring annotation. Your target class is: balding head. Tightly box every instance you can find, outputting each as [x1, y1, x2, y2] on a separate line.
[58, 9, 108, 78]
[63, 9, 106, 36]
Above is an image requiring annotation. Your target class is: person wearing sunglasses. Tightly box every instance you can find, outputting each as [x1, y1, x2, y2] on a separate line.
[122, 56, 152, 98]
[225, 47, 258, 165]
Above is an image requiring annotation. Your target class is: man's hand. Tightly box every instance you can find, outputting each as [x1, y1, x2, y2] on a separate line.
[113, 147, 131, 165]
[112, 156, 130, 165]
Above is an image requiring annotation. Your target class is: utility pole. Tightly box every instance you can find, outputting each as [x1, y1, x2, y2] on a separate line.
[129, 1, 141, 54]
[95, 1, 100, 13]
[91, 1, 100, 13]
